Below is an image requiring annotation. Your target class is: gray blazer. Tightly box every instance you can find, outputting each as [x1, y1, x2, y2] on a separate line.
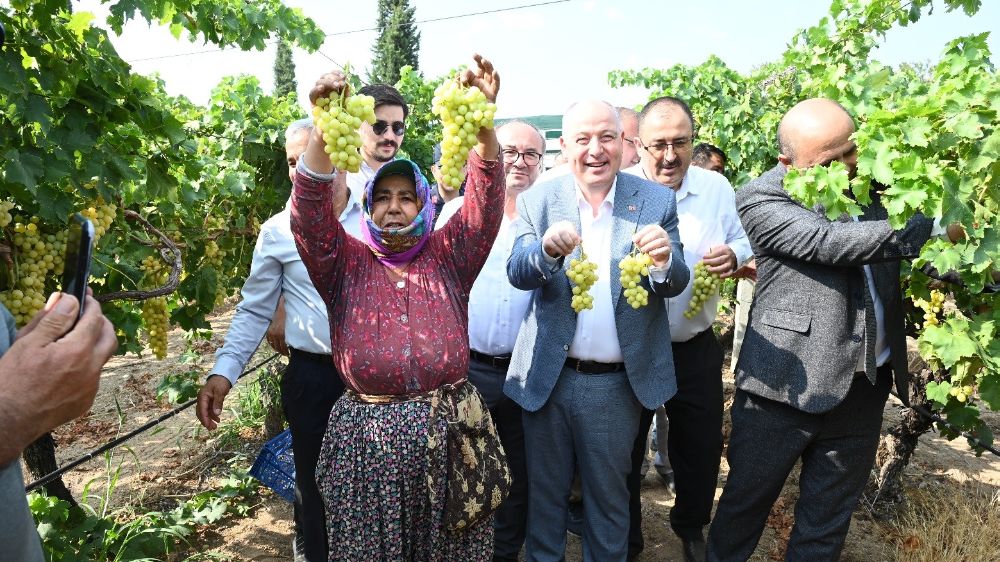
[735, 164, 933, 414]
[505, 172, 689, 412]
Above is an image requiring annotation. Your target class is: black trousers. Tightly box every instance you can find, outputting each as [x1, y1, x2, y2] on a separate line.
[468, 355, 528, 561]
[280, 349, 345, 562]
[628, 328, 724, 552]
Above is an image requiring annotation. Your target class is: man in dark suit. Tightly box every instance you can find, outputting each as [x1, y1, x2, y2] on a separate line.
[506, 100, 689, 561]
[706, 98, 941, 560]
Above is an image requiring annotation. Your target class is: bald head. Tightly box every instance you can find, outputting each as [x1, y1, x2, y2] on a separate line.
[560, 100, 624, 192]
[777, 99, 857, 172]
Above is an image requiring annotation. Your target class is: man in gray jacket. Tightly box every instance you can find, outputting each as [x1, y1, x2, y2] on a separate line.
[706, 98, 938, 560]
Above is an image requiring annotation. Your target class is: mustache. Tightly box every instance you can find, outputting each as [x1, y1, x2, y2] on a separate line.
[378, 141, 398, 149]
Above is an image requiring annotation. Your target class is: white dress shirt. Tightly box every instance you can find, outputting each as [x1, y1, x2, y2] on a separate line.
[853, 216, 890, 370]
[437, 197, 533, 356]
[210, 178, 366, 386]
[624, 164, 752, 342]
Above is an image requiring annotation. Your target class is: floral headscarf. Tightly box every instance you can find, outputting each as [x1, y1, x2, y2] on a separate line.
[360, 159, 435, 267]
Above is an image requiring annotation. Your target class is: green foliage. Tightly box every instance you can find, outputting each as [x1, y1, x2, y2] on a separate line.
[394, 65, 443, 178]
[609, 0, 999, 449]
[29, 472, 258, 561]
[369, 0, 421, 86]
[155, 370, 201, 404]
[273, 38, 297, 99]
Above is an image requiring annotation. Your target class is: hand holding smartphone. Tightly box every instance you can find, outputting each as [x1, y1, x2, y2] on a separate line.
[61, 213, 95, 326]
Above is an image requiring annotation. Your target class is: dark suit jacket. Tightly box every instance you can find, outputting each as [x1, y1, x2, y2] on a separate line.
[505, 171, 690, 412]
[735, 164, 933, 414]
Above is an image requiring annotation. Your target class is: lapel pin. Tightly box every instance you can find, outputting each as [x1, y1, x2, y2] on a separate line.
[628, 204, 637, 212]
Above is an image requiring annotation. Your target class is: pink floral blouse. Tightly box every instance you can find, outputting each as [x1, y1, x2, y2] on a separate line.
[290, 150, 505, 395]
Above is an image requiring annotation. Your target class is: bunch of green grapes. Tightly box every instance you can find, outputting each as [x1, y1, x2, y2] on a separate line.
[1, 217, 66, 324]
[949, 383, 976, 404]
[431, 80, 496, 190]
[912, 289, 945, 329]
[80, 197, 116, 239]
[0, 199, 14, 228]
[312, 92, 377, 173]
[141, 254, 170, 359]
[567, 250, 599, 312]
[203, 239, 229, 306]
[684, 261, 721, 319]
[619, 251, 653, 309]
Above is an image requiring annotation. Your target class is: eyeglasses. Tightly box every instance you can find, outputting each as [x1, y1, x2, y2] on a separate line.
[638, 137, 694, 155]
[501, 149, 542, 166]
[372, 120, 406, 136]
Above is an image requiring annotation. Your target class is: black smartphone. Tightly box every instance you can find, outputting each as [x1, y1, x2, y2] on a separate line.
[61, 213, 95, 325]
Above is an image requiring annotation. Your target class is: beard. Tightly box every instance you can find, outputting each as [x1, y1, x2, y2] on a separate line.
[371, 141, 399, 163]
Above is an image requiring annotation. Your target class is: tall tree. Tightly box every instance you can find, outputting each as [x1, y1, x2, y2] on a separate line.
[273, 38, 297, 99]
[369, 0, 420, 85]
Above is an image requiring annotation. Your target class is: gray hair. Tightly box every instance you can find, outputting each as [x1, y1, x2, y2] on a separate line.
[497, 119, 546, 152]
[285, 117, 313, 143]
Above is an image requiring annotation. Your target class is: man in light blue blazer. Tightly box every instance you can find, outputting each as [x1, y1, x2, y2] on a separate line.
[506, 100, 689, 562]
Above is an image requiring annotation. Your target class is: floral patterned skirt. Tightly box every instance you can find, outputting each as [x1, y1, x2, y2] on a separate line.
[315, 394, 494, 561]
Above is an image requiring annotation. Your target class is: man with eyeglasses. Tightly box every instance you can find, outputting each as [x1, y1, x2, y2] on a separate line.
[198, 81, 409, 562]
[434, 119, 545, 561]
[623, 96, 751, 562]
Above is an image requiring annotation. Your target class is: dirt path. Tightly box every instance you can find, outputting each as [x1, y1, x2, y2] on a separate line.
[30, 305, 1000, 561]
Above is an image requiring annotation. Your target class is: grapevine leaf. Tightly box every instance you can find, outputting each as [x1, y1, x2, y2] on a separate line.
[871, 141, 898, 186]
[144, 155, 178, 200]
[66, 12, 96, 42]
[942, 402, 980, 429]
[926, 381, 952, 406]
[940, 168, 975, 225]
[919, 320, 977, 368]
[34, 184, 76, 224]
[902, 117, 933, 147]
[2, 149, 43, 191]
[979, 375, 1000, 410]
[930, 244, 964, 275]
[949, 110, 983, 139]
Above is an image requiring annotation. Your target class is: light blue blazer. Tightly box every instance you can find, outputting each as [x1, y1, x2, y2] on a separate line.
[505, 171, 689, 412]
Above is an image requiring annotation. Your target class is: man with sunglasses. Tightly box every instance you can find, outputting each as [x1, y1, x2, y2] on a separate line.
[623, 96, 751, 562]
[198, 82, 409, 562]
[434, 119, 545, 561]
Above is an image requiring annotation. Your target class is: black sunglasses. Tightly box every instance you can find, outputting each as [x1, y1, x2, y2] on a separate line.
[372, 120, 406, 136]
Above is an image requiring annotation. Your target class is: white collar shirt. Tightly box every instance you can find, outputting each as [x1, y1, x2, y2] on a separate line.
[211, 176, 366, 386]
[568, 179, 624, 363]
[624, 164, 753, 342]
[436, 196, 533, 356]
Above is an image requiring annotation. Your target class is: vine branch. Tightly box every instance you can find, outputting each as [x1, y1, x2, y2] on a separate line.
[95, 210, 182, 303]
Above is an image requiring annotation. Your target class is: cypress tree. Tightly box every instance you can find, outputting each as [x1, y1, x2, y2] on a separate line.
[369, 0, 420, 85]
[273, 38, 297, 99]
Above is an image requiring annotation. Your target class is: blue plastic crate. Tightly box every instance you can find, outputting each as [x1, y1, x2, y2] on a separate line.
[249, 428, 296, 503]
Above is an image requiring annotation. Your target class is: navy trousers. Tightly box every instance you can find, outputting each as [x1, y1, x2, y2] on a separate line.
[281, 349, 345, 562]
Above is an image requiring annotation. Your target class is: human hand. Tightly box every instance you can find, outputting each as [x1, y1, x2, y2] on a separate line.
[542, 221, 581, 259]
[308, 69, 349, 107]
[460, 53, 500, 103]
[266, 297, 289, 356]
[633, 224, 672, 268]
[0, 293, 117, 463]
[196, 375, 233, 431]
[703, 245, 738, 277]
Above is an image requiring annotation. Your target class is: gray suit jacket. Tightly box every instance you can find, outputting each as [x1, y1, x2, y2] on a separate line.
[735, 164, 933, 414]
[505, 172, 689, 412]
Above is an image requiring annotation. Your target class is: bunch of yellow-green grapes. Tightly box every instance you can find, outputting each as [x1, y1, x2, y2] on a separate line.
[912, 289, 945, 329]
[684, 261, 721, 319]
[1, 217, 65, 324]
[312, 92, 377, 173]
[431, 80, 496, 189]
[567, 250, 599, 313]
[141, 254, 170, 359]
[203, 239, 229, 306]
[80, 198, 116, 240]
[619, 251, 653, 309]
[949, 383, 976, 403]
[0, 199, 14, 228]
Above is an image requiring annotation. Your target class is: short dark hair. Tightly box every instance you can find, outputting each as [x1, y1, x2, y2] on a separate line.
[692, 143, 727, 167]
[358, 84, 409, 120]
[638, 96, 696, 133]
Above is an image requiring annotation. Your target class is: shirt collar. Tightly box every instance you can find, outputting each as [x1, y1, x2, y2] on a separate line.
[633, 162, 699, 199]
[574, 176, 618, 211]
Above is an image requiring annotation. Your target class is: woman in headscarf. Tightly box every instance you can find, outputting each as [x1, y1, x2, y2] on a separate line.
[290, 55, 506, 561]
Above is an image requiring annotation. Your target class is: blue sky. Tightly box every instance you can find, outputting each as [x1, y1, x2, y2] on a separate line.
[78, 0, 999, 118]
